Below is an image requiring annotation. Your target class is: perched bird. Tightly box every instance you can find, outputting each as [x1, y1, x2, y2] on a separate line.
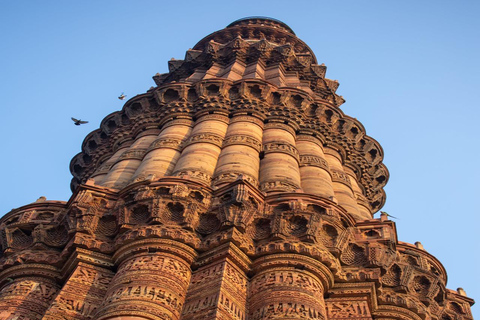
[71, 117, 88, 126]
[118, 92, 126, 100]
[380, 211, 399, 219]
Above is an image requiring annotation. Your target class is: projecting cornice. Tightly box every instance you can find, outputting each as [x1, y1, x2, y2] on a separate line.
[70, 77, 388, 214]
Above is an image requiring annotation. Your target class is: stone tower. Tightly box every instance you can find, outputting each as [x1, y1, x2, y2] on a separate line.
[0, 17, 474, 320]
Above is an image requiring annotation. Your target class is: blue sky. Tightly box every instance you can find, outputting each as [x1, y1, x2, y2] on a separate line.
[1, 0, 479, 316]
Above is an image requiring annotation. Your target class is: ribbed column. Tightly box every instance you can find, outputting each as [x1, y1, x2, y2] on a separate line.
[259, 121, 302, 193]
[212, 114, 263, 188]
[91, 146, 129, 185]
[131, 118, 194, 182]
[249, 254, 332, 320]
[102, 130, 159, 189]
[344, 166, 372, 220]
[95, 239, 196, 320]
[296, 134, 335, 199]
[0, 265, 60, 320]
[172, 114, 229, 186]
[324, 148, 361, 219]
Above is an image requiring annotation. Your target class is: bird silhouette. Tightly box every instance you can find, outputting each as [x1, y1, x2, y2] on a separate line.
[380, 211, 399, 219]
[71, 117, 88, 126]
[118, 93, 126, 100]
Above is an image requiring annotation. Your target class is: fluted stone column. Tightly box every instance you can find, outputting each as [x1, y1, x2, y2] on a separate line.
[259, 121, 302, 193]
[91, 146, 129, 185]
[324, 148, 361, 219]
[131, 118, 194, 182]
[296, 134, 335, 199]
[0, 265, 60, 320]
[172, 114, 229, 186]
[102, 130, 159, 189]
[249, 254, 332, 320]
[344, 166, 372, 220]
[212, 114, 263, 188]
[95, 239, 196, 320]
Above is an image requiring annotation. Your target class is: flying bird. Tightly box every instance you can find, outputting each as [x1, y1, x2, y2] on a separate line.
[71, 117, 88, 126]
[118, 93, 126, 100]
[380, 211, 399, 219]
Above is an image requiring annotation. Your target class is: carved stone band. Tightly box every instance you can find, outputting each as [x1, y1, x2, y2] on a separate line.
[299, 155, 330, 171]
[147, 137, 186, 153]
[93, 163, 114, 175]
[264, 122, 296, 136]
[212, 172, 259, 187]
[162, 118, 194, 128]
[173, 170, 212, 184]
[330, 169, 352, 187]
[296, 134, 324, 148]
[326, 301, 372, 319]
[186, 133, 224, 148]
[260, 180, 300, 192]
[263, 142, 299, 161]
[250, 302, 325, 320]
[223, 135, 262, 152]
[118, 149, 147, 161]
[230, 115, 264, 128]
[194, 114, 229, 124]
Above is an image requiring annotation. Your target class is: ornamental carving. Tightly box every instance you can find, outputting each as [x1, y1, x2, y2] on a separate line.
[260, 180, 300, 192]
[118, 148, 147, 161]
[262, 141, 300, 161]
[230, 115, 264, 127]
[325, 300, 371, 319]
[222, 134, 262, 152]
[341, 244, 368, 266]
[147, 137, 186, 152]
[0, 278, 60, 320]
[250, 270, 324, 298]
[186, 133, 224, 148]
[248, 218, 272, 240]
[212, 172, 258, 187]
[215, 183, 261, 232]
[196, 213, 221, 235]
[250, 302, 325, 320]
[174, 170, 212, 184]
[299, 155, 330, 171]
[330, 169, 352, 187]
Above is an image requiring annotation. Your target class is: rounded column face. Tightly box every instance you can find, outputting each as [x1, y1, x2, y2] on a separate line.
[296, 135, 335, 199]
[172, 114, 229, 185]
[344, 166, 372, 220]
[102, 133, 158, 189]
[0, 277, 59, 320]
[259, 123, 302, 193]
[131, 119, 194, 182]
[97, 252, 192, 320]
[249, 260, 327, 320]
[91, 147, 128, 185]
[324, 149, 361, 219]
[212, 115, 263, 187]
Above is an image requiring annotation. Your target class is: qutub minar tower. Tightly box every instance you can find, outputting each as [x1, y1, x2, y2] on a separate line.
[0, 17, 474, 320]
